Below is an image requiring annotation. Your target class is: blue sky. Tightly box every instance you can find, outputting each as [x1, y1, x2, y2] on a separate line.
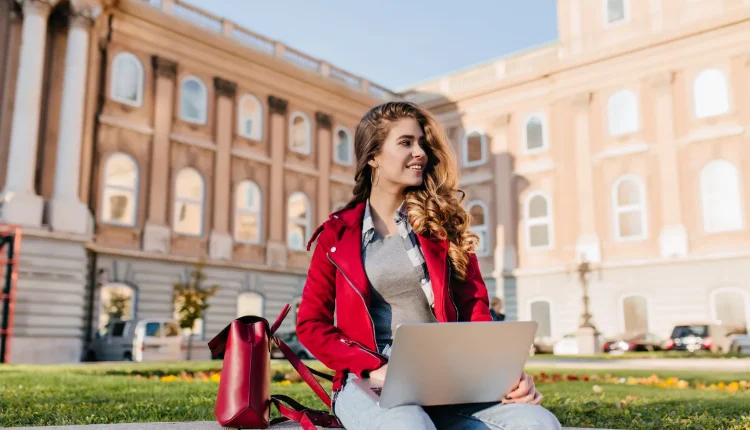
[185, 0, 559, 90]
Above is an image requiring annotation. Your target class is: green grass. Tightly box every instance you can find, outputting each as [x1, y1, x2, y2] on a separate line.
[1, 362, 749, 429]
[529, 350, 748, 360]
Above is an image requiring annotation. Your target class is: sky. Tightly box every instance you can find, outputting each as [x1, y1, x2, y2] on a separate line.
[185, 0, 559, 91]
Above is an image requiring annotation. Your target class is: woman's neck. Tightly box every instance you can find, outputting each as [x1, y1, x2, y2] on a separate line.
[368, 185, 405, 235]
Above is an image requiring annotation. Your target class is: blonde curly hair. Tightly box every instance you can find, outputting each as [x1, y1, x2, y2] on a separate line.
[347, 101, 479, 280]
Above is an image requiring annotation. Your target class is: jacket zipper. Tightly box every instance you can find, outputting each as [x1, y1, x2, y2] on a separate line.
[327, 253, 384, 359]
[339, 338, 387, 361]
[446, 258, 459, 320]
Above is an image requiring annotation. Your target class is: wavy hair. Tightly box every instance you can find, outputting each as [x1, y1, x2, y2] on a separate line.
[347, 101, 478, 280]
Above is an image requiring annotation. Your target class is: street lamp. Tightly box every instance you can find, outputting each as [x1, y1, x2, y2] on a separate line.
[570, 256, 602, 355]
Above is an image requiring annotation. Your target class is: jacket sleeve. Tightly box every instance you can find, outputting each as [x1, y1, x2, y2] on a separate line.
[454, 253, 493, 322]
[296, 226, 388, 377]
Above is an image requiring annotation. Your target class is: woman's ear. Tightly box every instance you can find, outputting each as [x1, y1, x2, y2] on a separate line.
[367, 159, 378, 168]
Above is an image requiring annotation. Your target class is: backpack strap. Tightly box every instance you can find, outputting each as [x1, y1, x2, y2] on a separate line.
[270, 395, 342, 429]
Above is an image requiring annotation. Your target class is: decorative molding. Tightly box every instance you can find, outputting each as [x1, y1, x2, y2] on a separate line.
[593, 141, 650, 161]
[69, 0, 102, 27]
[230, 148, 272, 165]
[329, 174, 355, 185]
[459, 171, 494, 186]
[679, 124, 745, 145]
[570, 91, 592, 109]
[649, 70, 674, 90]
[19, 0, 57, 18]
[98, 114, 154, 136]
[514, 158, 556, 176]
[491, 113, 511, 129]
[213, 77, 237, 99]
[315, 112, 332, 129]
[284, 162, 319, 177]
[169, 132, 216, 151]
[268, 95, 288, 115]
[151, 55, 177, 80]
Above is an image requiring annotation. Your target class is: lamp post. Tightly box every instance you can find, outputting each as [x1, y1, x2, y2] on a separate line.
[572, 257, 601, 354]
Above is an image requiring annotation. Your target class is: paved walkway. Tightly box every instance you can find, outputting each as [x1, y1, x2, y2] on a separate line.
[11, 422, 600, 429]
[527, 357, 750, 371]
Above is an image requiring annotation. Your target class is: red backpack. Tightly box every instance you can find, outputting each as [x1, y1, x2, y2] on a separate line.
[208, 304, 342, 429]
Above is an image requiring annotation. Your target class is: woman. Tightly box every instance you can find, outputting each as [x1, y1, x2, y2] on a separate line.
[297, 102, 560, 429]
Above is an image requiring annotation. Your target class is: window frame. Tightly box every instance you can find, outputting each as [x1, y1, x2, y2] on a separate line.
[287, 192, 312, 251]
[110, 52, 145, 107]
[179, 75, 208, 125]
[693, 68, 731, 120]
[461, 128, 488, 167]
[237, 93, 263, 140]
[618, 294, 651, 334]
[524, 191, 554, 251]
[467, 200, 491, 257]
[173, 167, 206, 237]
[602, 0, 630, 27]
[289, 112, 312, 155]
[521, 113, 550, 155]
[100, 152, 140, 227]
[333, 125, 354, 166]
[527, 298, 555, 340]
[233, 180, 263, 244]
[612, 175, 649, 242]
[607, 89, 640, 137]
[700, 159, 744, 234]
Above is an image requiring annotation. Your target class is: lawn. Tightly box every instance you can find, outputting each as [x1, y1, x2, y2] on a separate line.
[1, 361, 749, 429]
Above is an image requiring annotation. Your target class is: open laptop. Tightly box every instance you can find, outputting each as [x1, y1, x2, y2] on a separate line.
[351, 321, 538, 409]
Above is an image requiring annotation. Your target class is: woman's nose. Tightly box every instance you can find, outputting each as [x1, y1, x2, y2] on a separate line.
[412, 145, 426, 158]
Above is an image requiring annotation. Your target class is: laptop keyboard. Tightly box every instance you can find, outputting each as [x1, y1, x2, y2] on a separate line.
[370, 387, 382, 395]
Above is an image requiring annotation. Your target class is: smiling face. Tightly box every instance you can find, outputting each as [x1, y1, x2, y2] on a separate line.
[368, 117, 428, 193]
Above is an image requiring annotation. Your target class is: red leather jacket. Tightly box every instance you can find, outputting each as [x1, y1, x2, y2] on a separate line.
[296, 202, 492, 391]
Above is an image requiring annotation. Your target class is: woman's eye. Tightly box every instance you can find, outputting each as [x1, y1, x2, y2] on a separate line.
[400, 140, 411, 146]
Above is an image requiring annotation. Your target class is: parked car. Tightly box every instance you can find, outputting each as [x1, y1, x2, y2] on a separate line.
[729, 333, 750, 355]
[271, 331, 315, 360]
[664, 322, 745, 354]
[603, 332, 664, 353]
[85, 318, 182, 362]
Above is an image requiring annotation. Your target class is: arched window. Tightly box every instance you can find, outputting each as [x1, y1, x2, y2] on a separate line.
[700, 160, 743, 233]
[234, 180, 262, 243]
[334, 126, 353, 165]
[468, 201, 490, 256]
[173, 168, 205, 236]
[98, 283, 135, 332]
[101, 153, 139, 226]
[621, 295, 649, 334]
[529, 299, 552, 339]
[524, 193, 553, 250]
[462, 129, 487, 167]
[110, 52, 144, 107]
[237, 292, 265, 318]
[289, 112, 311, 154]
[607, 90, 639, 136]
[179, 76, 208, 124]
[287, 193, 311, 250]
[238, 94, 263, 140]
[693, 68, 730, 119]
[612, 176, 648, 241]
[711, 288, 748, 329]
[523, 114, 548, 153]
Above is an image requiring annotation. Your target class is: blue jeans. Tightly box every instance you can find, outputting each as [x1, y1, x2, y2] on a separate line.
[332, 343, 561, 430]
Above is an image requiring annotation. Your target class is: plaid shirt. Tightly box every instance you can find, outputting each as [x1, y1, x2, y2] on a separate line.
[361, 200, 435, 308]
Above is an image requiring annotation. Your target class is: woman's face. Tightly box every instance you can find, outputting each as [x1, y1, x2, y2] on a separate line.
[369, 117, 428, 193]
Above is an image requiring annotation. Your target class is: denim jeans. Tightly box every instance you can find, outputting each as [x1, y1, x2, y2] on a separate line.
[332, 342, 561, 430]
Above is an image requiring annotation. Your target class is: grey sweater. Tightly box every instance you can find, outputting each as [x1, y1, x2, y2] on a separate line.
[363, 231, 437, 342]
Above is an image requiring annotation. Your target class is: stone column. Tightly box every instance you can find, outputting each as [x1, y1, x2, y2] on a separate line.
[571, 91, 601, 263]
[315, 112, 332, 224]
[651, 71, 688, 257]
[208, 77, 236, 260]
[266, 95, 288, 267]
[142, 56, 177, 253]
[47, 4, 100, 234]
[0, 0, 58, 228]
[490, 114, 515, 287]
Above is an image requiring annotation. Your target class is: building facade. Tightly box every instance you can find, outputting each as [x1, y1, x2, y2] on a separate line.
[405, 0, 750, 345]
[0, 0, 398, 363]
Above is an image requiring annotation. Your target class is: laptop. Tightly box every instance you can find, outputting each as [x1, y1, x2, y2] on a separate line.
[351, 321, 538, 409]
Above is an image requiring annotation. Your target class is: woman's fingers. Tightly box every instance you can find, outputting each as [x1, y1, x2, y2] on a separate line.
[530, 390, 544, 405]
[508, 373, 533, 399]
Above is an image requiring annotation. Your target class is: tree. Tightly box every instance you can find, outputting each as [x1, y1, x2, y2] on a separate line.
[173, 260, 218, 360]
[103, 290, 131, 322]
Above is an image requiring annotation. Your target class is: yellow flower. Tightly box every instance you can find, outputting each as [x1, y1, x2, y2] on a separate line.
[708, 384, 717, 391]
[677, 380, 689, 389]
[160, 375, 178, 382]
[275, 380, 292, 386]
[696, 383, 706, 390]
[626, 377, 639, 385]
[210, 373, 221, 383]
[739, 381, 748, 389]
[726, 382, 739, 393]
[718, 382, 725, 391]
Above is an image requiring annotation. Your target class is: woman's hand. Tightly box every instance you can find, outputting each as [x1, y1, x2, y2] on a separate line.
[503, 372, 543, 405]
[368, 364, 388, 382]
